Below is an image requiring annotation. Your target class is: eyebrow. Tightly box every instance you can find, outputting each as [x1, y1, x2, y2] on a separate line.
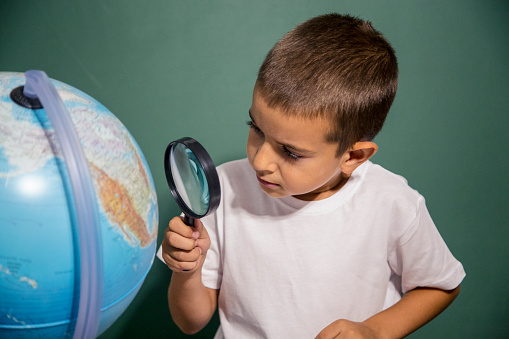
[248, 110, 316, 156]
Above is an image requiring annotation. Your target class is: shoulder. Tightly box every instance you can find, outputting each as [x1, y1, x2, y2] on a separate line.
[361, 162, 421, 199]
[217, 158, 251, 176]
[362, 161, 410, 186]
[356, 162, 425, 220]
[216, 158, 255, 184]
[215, 158, 259, 195]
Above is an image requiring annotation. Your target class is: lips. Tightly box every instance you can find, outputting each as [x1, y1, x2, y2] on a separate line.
[256, 175, 280, 188]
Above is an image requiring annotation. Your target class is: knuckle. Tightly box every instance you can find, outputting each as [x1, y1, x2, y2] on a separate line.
[187, 249, 199, 262]
[167, 231, 179, 246]
[169, 217, 194, 237]
[175, 248, 199, 263]
[168, 216, 181, 230]
[174, 250, 190, 262]
[162, 254, 177, 269]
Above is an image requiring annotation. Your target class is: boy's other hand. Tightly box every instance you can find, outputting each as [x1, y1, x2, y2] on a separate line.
[161, 216, 210, 273]
[315, 319, 378, 339]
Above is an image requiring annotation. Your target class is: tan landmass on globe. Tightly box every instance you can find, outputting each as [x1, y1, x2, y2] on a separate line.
[90, 163, 156, 247]
[135, 151, 150, 189]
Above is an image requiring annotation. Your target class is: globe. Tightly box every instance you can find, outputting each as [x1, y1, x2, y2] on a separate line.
[0, 72, 158, 338]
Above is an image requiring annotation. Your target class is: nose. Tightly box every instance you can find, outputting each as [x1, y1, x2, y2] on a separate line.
[251, 141, 277, 174]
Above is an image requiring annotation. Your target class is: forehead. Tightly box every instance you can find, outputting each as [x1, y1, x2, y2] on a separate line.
[250, 90, 334, 150]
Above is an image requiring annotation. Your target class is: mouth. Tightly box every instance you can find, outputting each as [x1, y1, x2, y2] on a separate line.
[256, 175, 280, 189]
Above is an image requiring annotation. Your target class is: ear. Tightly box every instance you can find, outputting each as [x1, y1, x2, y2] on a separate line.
[341, 141, 378, 175]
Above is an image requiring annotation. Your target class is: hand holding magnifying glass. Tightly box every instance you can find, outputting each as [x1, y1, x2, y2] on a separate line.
[164, 137, 221, 226]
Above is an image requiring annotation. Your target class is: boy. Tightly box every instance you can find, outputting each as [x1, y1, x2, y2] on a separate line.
[159, 13, 465, 338]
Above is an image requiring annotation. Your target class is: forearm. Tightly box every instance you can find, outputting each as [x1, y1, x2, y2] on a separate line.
[363, 285, 461, 338]
[168, 269, 218, 334]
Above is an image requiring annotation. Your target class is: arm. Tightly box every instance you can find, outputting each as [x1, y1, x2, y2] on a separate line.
[168, 265, 219, 334]
[161, 217, 219, 334]
[316, 285, 460, 338]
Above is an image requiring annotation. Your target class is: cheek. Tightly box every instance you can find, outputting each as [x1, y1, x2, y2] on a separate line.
[282, 162, 341, 192]
[279, 165, 313, 189]
[246, 132, 256, 157]
[246, 130, 262, 166]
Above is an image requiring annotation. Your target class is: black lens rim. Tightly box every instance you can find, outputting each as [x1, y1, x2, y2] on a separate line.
[164, 137, 221, 219]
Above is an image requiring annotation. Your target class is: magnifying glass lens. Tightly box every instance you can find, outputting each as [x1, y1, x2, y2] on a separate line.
[170, 143, 210, 216]
[165, 137, 220, 226]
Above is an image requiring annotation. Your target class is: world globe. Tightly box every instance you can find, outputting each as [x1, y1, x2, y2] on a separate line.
[0, 71, 158, 338]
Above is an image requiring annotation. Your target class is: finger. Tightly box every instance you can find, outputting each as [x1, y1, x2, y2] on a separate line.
[193, 218, 204, 233]
[166, 230, 197, 251]
[163, 245, 202, 271]
[315, 320, 344, 339]
[168, 245, 202, 263]
[162, 252, 200, 272]
[193, 219, 211, 252]
[169, 216, 198, 239]
[174, 259, 201, 272]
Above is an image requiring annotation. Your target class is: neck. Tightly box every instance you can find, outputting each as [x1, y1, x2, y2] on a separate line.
[293, 172, 351, 201]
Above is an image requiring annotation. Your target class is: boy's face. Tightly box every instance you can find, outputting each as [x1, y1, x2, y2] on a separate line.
[247, 90, 351, 201]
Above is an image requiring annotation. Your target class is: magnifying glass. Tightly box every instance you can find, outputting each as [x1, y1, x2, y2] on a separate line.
[164, 137, 221, 226]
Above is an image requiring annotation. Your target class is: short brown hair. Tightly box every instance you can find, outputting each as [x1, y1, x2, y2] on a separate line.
[256, 13, 398, 156]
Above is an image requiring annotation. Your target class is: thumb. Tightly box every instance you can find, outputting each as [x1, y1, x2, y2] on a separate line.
[192, 218, 206, 238]
[193, 219, 210, 252]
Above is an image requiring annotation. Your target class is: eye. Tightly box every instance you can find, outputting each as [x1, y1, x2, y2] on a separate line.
[282, 146, 302, 161]
[247, 120, 302, 162]
[246, 120, 263, 136]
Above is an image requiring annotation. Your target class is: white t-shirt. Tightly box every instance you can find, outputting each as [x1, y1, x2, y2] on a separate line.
[161, 158, 465, 338]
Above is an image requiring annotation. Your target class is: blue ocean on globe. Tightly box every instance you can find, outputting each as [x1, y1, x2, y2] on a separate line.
[0, 72, 158, 337]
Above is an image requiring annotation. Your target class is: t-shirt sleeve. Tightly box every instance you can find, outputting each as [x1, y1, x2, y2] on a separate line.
[388, 197, 466, 294]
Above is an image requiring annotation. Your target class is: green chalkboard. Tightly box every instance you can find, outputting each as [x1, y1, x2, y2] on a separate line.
[1, 0, 508, 337]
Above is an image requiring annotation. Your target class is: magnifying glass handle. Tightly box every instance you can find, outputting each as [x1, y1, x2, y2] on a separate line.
[183, 214, 195, 227]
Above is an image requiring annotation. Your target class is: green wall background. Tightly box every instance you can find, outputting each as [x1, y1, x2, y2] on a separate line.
[2, 0, 508, 337]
